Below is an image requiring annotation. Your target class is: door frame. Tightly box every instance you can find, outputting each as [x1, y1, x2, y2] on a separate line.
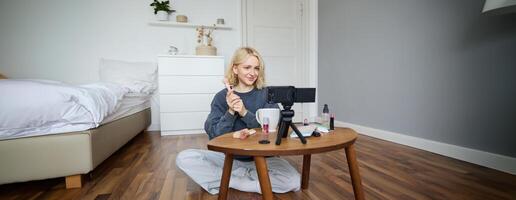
[240, 0, 319, 120]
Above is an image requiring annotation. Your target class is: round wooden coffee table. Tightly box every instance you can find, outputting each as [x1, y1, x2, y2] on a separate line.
[207, 127, 365, 200]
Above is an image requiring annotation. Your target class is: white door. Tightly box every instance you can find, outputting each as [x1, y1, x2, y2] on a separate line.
[243, 0, 309, 122]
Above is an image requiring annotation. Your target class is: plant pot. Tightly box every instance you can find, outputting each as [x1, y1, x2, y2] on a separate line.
[176, 15, 188, 23]
[196, 45, 217, 56]
[156, 11, 169, 21]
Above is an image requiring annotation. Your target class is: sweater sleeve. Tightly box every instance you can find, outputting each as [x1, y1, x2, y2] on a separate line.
[204, 92, 236, 140]
[240, 111, 260, 128]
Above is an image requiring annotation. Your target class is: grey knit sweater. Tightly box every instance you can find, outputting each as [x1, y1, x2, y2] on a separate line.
[204, 88, 279, 140]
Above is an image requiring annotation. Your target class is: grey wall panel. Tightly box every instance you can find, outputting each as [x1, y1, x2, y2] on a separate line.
[318, 0, 516, 157]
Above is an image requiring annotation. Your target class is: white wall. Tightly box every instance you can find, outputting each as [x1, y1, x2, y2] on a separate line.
[0, 0, 242, 130]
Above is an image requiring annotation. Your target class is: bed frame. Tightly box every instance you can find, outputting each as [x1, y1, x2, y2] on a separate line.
[0, 108, 151, 188]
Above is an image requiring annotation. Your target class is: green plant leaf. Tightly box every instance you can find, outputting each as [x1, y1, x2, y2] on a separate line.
[150, 0, 174, 14]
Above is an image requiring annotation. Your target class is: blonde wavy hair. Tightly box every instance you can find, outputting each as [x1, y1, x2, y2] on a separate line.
[225, 47, 266, 89]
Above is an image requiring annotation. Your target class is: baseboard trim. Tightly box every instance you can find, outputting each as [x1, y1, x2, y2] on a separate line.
[147, 123, 160, 131]
[147, 124, 205, 135]
[161, 129, 205, 136]
[335, 121, 516, 175]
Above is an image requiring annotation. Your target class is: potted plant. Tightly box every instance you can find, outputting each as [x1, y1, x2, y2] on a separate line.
[195, 26, 217, 55]
[150, 0, 175, 21]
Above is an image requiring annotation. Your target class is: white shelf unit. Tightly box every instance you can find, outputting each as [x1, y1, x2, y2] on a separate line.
[149, 21, 232, 30]
[157, 55, 225, 135]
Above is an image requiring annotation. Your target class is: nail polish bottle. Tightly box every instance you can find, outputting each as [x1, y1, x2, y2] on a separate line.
[322, 104, 330, 129]
[259, 117, 270, 144]
[330, 113, 335, 130]
[263, 117, 269, 134]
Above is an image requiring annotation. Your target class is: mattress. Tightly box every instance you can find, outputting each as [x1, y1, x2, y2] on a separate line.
[0, 80, 126, 140]
[0, 80, 151, 140]
[102, 94, 151, 124]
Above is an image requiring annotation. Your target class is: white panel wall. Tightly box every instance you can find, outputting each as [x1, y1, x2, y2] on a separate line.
[0, 0, 241, 130]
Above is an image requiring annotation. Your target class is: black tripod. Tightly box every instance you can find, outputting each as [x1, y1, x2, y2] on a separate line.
[275, 105, 307, 145]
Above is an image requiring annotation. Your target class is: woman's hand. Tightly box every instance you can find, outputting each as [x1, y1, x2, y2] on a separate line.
[224, 78, 237, 115]
[223, 78, 247, 116]
[226, 92, 240, 115]
[232, 99, 247, 116]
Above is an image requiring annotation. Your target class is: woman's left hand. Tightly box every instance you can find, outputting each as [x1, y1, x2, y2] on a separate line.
[232, 99, 247, 116]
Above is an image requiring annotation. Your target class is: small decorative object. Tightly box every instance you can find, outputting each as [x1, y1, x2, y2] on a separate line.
[232, 129, 256, 139]
[216, 18, 225, 25]
[176, 15, 188, 23]
[195, 26, 217, 55]
[150, 0, 175, 21]
[168, 45, 178, 55]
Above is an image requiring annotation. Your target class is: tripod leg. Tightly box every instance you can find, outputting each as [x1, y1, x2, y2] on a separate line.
[290, 124, 307, 144]
[276, 121, 286, 145]
[284, 120, 292, 138]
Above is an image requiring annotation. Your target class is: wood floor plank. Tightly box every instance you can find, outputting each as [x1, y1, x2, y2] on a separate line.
[158, 170, 176, 200]
[1, 131, 515, 200]
[172, 177, 187, 200]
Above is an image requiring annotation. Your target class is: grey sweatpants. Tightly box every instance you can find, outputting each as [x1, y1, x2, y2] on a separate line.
[175, 149, 301, 194]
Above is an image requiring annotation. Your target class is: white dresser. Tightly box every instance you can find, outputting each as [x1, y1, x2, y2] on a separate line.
[157, 55, 225, 135]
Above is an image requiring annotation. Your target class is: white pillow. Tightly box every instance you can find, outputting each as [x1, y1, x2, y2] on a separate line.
[99, 58, 157, 94]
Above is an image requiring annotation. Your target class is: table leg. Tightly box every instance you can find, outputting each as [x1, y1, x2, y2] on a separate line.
[254, 156, 273, 200]
[219, 153, 233, 200]
[301, 154, 311, 189]
[345, 144, 365, 200]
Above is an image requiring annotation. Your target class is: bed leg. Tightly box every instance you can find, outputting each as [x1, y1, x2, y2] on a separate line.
[65, 174, 83, 189]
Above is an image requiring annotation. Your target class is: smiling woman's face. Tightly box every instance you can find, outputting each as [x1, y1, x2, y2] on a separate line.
[232, 55, 260, 87]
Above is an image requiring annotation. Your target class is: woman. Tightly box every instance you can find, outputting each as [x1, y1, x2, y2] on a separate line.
[176, 47, 300, 194]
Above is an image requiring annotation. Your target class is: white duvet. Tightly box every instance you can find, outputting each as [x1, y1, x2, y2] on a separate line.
[0, 79, 127, 140]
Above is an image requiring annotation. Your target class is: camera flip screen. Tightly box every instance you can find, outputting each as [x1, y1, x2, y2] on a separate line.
[294, 88, 316, 103]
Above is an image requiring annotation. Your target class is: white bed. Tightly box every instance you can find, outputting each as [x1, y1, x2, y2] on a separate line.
[0, 58, 157, 188]
[0, 79, 127, 140]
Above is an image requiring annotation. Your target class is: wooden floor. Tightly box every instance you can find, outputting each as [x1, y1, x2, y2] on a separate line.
[1, 131, 515, 200]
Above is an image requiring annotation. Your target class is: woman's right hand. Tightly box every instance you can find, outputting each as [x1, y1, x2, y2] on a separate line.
[226, 91, 240, 115]
[224, 78, 239, 115]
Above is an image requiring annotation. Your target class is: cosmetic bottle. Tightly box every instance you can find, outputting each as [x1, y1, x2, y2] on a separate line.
[322, 104, 330, 128]
[259, 117, 270, 144]
[263, 117, 269, 134]
[330, 113, 335, 130]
